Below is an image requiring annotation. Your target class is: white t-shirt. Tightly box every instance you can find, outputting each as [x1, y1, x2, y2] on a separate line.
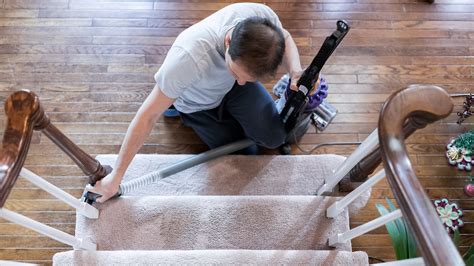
[154, 3, 283, 113]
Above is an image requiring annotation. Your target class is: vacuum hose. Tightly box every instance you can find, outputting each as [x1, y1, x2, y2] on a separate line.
[117, 138, 254, 196]
[83, 139, 254, 203]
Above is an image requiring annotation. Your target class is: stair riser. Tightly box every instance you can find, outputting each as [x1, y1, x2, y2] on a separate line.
[54, 250, 369, 266]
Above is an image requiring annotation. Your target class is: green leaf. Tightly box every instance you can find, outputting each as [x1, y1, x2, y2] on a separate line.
[385, 198, 408, 259]
[463, 244, 474, 262]
[453, 229, 461, 247]
[375, 204, 400, 240]
[376, 199, 419, 260]
[406, 226, 418, 258]
[465, 254, 474, 266]
[385, 199, 404, 236]
[385, 198, 397, 212]
[376, 203, 405, 260]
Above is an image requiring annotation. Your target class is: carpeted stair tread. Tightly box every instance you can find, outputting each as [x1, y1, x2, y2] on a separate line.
[96, 154, 371, 214]
[53, 250, 369, 265]
[96, 154, 343, 196]
[77, 195, 351, 251]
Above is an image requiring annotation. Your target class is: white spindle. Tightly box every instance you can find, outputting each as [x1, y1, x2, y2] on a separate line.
[326, 169, 386, 218]
[371, 257, 425, 266]
[0, 208, 96, 250]
[317, 128, 379, 195]
[20, 168, 98, 219]
[329, 209, 402, 246]
[0, 260, 39, 266]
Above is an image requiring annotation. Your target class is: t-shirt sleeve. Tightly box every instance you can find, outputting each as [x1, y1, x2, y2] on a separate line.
[257, 4, 283, 30]
[154, 46, 200, 99]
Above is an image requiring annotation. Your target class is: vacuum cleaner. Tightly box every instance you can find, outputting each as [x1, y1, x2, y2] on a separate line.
[83, 20, 350, 204]
[278, 20, 349, 153]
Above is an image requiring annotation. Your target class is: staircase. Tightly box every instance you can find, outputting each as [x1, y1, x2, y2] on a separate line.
[53, 154, 370, 265]
[0, 87, 465, 265]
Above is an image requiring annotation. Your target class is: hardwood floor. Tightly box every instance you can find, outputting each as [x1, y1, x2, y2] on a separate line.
[0, 0, 472, 264]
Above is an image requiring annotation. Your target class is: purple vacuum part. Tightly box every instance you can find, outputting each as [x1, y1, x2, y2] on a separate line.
[285, 76, 328, 112]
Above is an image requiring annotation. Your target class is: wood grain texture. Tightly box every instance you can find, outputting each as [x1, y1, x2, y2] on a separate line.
[0, 0, 473, 264]
[378, 85, 461, 265]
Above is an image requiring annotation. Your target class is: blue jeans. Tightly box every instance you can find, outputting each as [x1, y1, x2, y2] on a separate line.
[179, 82, 287, 155]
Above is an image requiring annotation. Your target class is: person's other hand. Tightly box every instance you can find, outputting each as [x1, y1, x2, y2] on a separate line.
[310, 76, 321, 96]
[85, 172, 121, 203]
[289, 70, 303, 91]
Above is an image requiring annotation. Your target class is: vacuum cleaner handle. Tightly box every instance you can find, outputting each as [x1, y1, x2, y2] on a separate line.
[297, 20, 350, 91]
[280, 20, 350, 132]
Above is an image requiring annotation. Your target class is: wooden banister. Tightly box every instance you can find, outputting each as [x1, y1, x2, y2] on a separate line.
[378, 85, 464, 265]
[0, 90, 111, 208]
[0, 91, 39, 207]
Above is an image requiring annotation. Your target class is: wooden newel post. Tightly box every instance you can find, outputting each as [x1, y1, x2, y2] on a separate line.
[1, 90, 111, 191]
[342, 117, 432, 190]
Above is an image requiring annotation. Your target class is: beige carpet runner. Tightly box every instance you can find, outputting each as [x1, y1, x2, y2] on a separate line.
[75, 195, 350, 251]
[53, 154, 370, 265]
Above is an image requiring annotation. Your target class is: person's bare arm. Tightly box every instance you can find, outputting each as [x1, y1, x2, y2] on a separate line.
[282, 28, 321, 93]
[281, 28, 303, 91]
[86, 85, 174, 202]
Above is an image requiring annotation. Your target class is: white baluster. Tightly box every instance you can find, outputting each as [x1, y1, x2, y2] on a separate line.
[317, 128, 379, 195]
[327, 169, 385, 218]
[20, 168, 98, 219]
[329, 209, 402, 246]
[371, 257, 425, 266]
[0, 260, 40, 266]
[0, 208, 96, 250]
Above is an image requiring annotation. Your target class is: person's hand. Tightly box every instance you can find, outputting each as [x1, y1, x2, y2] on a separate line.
[310, 76, 321, 96]
[289, 70, 321, 96]
[85, 172, 121, 203]
[289, 70, 303, 91]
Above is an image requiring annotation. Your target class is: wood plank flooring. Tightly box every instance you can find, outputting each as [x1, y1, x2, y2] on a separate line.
[0, 0, 472, 264]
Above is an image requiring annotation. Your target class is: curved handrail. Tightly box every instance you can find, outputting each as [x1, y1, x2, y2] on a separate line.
[378, 85, 464, 265]
[0, 90, 39, 207]
[341, 117, 431, 191]
[0, 90, 111, 208]
[343, 93, 472, 190]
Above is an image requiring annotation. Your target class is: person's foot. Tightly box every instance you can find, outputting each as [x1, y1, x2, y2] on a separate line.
[279, 143, 292, 155]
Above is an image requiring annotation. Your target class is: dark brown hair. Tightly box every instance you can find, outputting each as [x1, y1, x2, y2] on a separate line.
[229, 16, 285, 78]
